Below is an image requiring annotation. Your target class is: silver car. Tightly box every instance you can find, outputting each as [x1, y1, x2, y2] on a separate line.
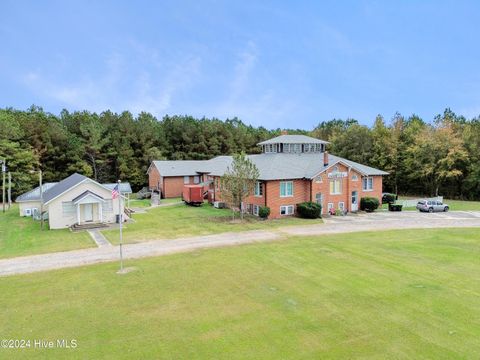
[416, 200, 449, 212]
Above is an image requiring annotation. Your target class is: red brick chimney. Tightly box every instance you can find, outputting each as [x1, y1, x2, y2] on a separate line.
[281, 130, 288, 135]
[323, 151, 329, 166]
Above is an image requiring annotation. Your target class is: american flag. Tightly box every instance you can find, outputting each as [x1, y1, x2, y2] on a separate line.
[112, 184, 119, 199]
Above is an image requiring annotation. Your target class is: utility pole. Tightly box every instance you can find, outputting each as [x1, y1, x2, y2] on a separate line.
[1, 159, 5, 213]
[7, 172, 11, 210]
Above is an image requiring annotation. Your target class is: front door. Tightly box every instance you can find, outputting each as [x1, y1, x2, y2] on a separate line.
[83, 203, 94, 222]
[351, 191, 358, 212]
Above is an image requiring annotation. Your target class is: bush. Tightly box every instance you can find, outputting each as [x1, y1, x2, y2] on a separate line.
[382, 193, 396, 204]
[296, 202, 322, 219]
[258, 206, 270, 219]
[360, 197, 380, 212]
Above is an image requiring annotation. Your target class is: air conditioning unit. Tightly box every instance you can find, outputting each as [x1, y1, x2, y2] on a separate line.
[213, 201, 225, 209]
[24, 208, 32, 217]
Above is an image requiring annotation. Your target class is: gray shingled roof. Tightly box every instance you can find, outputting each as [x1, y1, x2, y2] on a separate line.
[15, 182, 58, 202]
[257, 134, 329, 145]
[103, 183, 132, 194]
[152, 160, 208, 177]
[43, 173, 88, 204]
[198, 153, 388, 180]
[16, 177, 133, 203]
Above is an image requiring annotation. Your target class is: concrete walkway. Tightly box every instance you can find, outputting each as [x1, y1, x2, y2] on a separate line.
[87, 229, 112, 247]
[1, 211, 480, 277]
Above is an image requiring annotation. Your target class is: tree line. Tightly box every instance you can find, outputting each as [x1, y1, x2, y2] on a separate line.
[1, 106, 479, 200]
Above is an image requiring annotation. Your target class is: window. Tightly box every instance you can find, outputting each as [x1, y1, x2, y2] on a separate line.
[254, 181, 263, 196]
[253, 205, 260, 216]
[280, 181, 293, 197]
[352, 174, 358, 181]
[193, 176, 200, 184]
[333, 166, 339, 172]
[329, 179, 341, 195]
[327, 203, 334, 212]
[62, 201, 75, 215]
[264, 144, 278, 153]
[315, 193, 323, 206]
[314, 175, 323, 183]
[362, 177, 373, 191]
[293, 144, 301, 153]
[338, 202, 345, 210]
[280, 205, 294, 215]
[184, 176, 190, 184]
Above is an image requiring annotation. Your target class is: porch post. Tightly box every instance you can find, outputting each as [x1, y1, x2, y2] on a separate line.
[99, 202, 103, 223]
[76, 204, 80, 225]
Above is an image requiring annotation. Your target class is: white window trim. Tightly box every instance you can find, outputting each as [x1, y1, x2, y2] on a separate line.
[253, 205, 259, 216]
[327, 203, 334, 211]
[352, 174, 358, 181]
[184, 176, 190, 184]
[329, 179, 342, 195]
[193, 176, 200, 184]
[280, 181, 293, 197]
[362, 177, 374, 191]
[254, 181, 263, 197]
[338, 202, 345, 210]
[280, 205, 294, 216]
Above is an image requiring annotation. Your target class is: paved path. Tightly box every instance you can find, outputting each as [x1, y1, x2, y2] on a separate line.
[87, 229, 112, 247]
[1, 211, 480, 277]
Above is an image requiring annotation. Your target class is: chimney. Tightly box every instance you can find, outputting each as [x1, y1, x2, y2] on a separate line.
[323, 151, 329, 166]
[281, 130, 288, 135]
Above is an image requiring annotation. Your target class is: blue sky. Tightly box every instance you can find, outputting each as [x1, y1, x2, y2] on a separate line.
[1, 1, 479, 128]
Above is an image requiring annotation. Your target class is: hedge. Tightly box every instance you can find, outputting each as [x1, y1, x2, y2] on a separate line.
[258, 206, 270, 219]
[296, 202, 322, 218]
[360, 197, 380, 212]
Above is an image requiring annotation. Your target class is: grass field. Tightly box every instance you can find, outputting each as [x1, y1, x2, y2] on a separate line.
[103, 202, 321, 244]
[1, 228, 479, 359]
[129, 197, 182, 208]
[0, 205, 94, 259]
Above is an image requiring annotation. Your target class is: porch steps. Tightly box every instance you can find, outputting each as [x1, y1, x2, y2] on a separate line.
[71, 222, 108, 231]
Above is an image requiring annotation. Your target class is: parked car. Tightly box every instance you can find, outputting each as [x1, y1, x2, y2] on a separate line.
[416, 200, 449, 212]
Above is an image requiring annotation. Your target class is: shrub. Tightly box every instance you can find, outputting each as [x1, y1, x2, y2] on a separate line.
[360, 197, 380, 212]
[258, 206, 270, 219]
[382, 193, 396, 204]
[296, 202, 322, 219]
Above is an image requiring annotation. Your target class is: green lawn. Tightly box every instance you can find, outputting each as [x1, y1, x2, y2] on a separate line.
[1, 228, 479, 359]
[0, 205, 95, 259]
[103, 202, 321, 244]
[128, 199, 151, 208]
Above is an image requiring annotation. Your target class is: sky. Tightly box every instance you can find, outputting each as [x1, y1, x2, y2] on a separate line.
[1, 0, 480, 129]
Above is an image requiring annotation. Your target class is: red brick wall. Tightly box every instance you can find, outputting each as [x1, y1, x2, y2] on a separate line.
[211, 170, 383, 218]
[148, 166, 161, 191]
[163, 175, 201, 198]
[264, 179, 310, 218]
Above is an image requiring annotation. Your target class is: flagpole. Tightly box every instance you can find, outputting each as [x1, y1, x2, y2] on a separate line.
[118, 180, 124, 272]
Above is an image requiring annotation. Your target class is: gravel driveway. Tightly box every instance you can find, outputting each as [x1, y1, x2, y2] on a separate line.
[1, 211, 479, 277]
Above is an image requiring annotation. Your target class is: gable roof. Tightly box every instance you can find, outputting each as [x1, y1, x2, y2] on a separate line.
[42, 173, 88, 204]
[152, 160, 208, 177]
[257, 134, 329, 145]
[72, 190, 105, 204]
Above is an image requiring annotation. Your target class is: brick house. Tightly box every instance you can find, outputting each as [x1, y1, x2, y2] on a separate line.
[149, 135, 388, 218]
[147, 160, 207, 198]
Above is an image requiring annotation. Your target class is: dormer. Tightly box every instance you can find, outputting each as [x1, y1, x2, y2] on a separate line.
[257, 134, 329, 154]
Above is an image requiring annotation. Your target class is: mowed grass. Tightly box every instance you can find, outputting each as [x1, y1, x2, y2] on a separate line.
[0, 204, 94, 259]
[1, 228, 479, 359]
[103, 202, 321, 244]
